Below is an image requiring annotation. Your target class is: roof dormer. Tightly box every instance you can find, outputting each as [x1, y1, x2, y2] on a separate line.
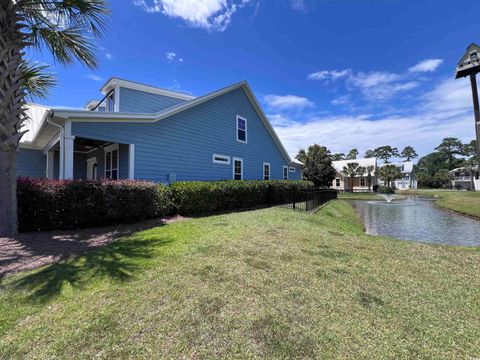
[98, 77, 195, 113]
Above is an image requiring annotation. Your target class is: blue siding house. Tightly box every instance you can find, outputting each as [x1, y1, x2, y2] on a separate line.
[18, 78, 302, 183]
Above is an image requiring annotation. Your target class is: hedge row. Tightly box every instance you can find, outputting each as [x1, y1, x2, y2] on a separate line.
[17, 178, 314, 231]
[171, 180, 314, 215]
[17, 177, 174, 231]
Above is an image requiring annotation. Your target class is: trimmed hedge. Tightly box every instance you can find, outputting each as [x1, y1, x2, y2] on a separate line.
[17, 178, 315, 231]
[171, 180, 314, 215]
[17, 177, 173, 231]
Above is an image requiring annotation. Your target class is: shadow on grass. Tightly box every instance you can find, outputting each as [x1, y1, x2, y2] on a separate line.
[12, 236, 173, 303]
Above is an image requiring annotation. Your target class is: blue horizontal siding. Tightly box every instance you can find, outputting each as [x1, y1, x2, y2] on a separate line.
[119, 87, 187, 113]
[17, 148, 46, 178]
[72, 87, 300, 183]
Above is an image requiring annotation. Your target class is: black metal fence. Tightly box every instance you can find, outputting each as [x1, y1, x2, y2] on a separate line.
[269, 188, 338, 212]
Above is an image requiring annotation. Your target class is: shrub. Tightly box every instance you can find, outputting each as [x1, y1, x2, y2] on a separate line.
[171, 180, 314, 216]
[376, 185, 394, 194]
[17, 177, 173, 231]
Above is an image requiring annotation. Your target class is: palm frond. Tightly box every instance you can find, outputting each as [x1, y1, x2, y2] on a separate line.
[18, 0, 110, 68]
[21, 61, 57, 99]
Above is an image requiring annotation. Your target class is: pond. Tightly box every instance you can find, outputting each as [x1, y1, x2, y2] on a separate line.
[349, 197, 480, 246]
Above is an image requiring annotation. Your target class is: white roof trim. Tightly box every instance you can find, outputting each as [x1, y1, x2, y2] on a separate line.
[100, 77, 195, 101]
[53, 81, 293, 164]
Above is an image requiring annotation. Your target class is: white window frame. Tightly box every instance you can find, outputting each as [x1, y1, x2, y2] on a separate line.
[283, 165, 289, 180]
[104, 143, 119, 180]
[107, 91, 115, 112]
[212, 153, 231, 165]
[360, 177, 366, 187]
[335, 178, 341, 187]
[233, 157, 243, 180]
[289, 167, 296, 172]
[263, 162, 270, 180]
[236, 115, 247, 144]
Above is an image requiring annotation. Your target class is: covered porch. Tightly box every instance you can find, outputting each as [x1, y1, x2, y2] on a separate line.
[44, 135, 135, 180]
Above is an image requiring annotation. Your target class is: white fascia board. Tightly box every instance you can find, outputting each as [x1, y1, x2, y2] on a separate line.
[100, 77, 195, 100]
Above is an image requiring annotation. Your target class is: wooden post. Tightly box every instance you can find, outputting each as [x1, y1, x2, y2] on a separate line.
[469, 73, 480, 179]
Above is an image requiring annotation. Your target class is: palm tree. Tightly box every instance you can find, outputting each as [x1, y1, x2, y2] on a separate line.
[365, 165, 375, 191]
[0, 0, 109, 237]
[379, 164, 401, 189]
[342, 162, 360, 192]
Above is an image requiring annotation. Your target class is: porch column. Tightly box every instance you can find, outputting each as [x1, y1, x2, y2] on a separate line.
[128, 144, 135, 179]
[63, 136, 74, 179]
[63, 120, 74, 179]
[46, 151, 54, 179]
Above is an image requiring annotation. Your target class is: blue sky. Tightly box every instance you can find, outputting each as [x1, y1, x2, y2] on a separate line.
[28, 0, 480, 160]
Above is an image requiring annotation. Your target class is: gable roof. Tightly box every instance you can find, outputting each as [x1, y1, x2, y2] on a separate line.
[33, 81, 294, 164]
[100, 77, 195, 100]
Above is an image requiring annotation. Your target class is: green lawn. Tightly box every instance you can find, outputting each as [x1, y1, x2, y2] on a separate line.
[1, 201, 479, 358]
[398, 189, 480, 218]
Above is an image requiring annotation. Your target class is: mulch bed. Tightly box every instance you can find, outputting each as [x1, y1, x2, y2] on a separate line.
[0, 215, 187, 279]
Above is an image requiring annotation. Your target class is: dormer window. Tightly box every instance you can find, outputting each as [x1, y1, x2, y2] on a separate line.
[107, 91, 115, 112]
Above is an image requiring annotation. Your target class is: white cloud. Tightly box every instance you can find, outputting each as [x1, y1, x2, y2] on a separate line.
[307, 69, 352, 81]
[291, 0, 307, 12]
[271, 77, 475, 158]
[105, 52, 113, 61]
[264, 94, 314, 110]
[349, 71, 400, 88]
[408, 58, 443, 73]
[179, 57, 184, 62]
[331, 95, 351, 106]
[166, 51, 177, 62]
[85, 74, 104, 82]
[134, 0, 250, 31]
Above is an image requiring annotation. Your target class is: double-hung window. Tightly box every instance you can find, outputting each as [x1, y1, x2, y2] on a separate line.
[335, 178, 341, 187]
[236, 115, 247, 143]
[105, 144, 119, 180]
[283, 166, 288, 180]
[360, 178, 366, 187]
[233, 158, 243, 180]
[263, 162, 270, 180]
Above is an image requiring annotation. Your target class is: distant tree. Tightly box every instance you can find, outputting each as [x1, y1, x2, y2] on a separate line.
[400, 146, 418, 162]
[379, 164, 401, 188]
[415, 172, 433, 188]
[434, 169, 454, 189]
[374, 146, 399, 163]
[435, 137, 464, 165]
[342, 162, 361, 192]
[365, 165, 375, 191]
[415, 151, 455, 175]
[331, 153, 345, 161]
[364, 149, 376, 158]
[296, 145, 336, 187]
[462, 140, 477, 157]
[345, 148, 359, 160]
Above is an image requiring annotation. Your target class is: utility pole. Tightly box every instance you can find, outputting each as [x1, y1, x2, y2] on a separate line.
[455, 43, 480, 180]
[469, 73, 480, 175]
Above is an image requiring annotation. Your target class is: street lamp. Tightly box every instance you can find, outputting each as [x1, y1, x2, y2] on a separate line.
[455, 43, 480, 179]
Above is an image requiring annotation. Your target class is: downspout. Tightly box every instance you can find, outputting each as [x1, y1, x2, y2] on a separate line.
[46, 111, 65, 179]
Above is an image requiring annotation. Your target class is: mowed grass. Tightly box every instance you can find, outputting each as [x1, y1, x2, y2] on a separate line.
[399, 189, 480, 218]
[1, 201, 480, 359]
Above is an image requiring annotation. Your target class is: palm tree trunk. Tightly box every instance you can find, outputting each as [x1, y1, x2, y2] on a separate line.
[0, 150, 17, 236]
[0, 0, 27, 237]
